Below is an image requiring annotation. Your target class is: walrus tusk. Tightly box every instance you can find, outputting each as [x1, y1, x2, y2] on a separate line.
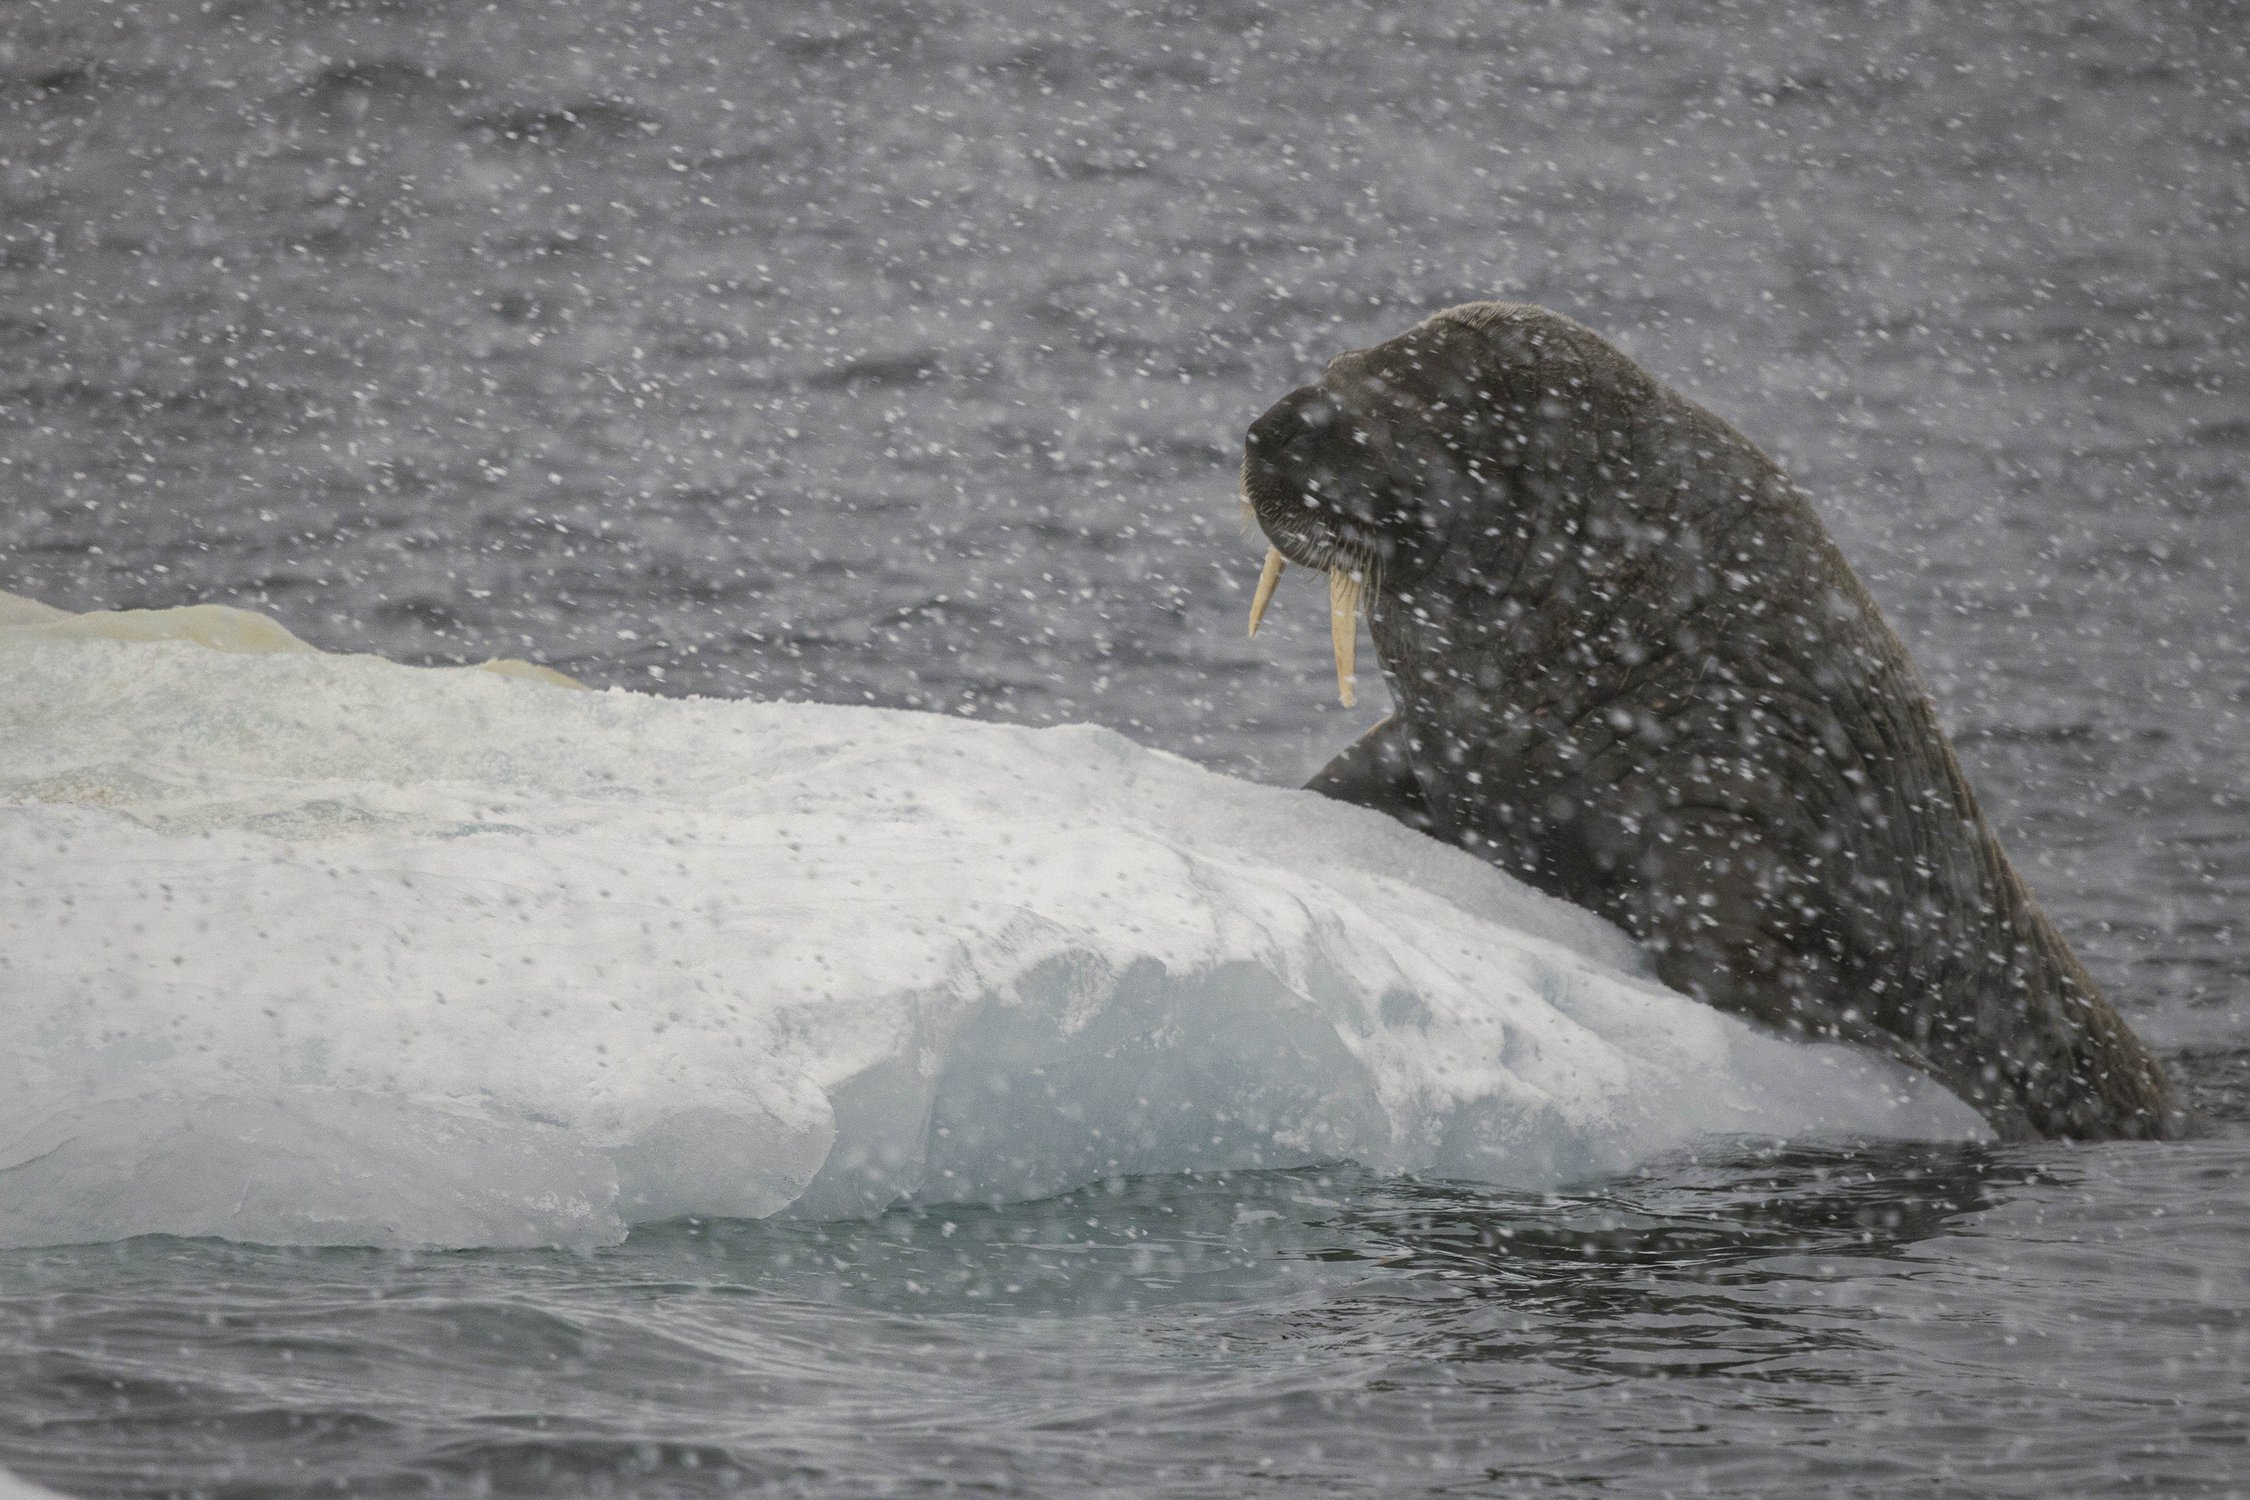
[1245, 544, 1360, 706]
[1329, 565, 1362, 707]
[1247, 546, 1285, 638]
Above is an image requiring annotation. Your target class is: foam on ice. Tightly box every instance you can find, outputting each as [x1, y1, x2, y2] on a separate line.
[0, 599, 1984, 1249]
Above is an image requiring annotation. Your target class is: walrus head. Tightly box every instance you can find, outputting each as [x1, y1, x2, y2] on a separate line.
[1240, 302, 1676, 706]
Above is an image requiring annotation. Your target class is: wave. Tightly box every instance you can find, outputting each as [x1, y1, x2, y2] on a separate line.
[0, 593, 1983, 1249]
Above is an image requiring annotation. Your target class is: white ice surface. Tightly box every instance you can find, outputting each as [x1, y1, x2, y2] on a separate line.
[0, 607, 1985, 1249]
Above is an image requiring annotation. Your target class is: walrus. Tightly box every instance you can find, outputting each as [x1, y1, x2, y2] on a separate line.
[1239, 301, 2184, 1142]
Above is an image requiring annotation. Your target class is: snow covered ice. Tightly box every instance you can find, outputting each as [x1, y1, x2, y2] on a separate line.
[0, 598, 1983, 1250]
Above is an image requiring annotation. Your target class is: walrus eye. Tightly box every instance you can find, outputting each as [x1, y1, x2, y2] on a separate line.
[1288, 398, 1340, 438]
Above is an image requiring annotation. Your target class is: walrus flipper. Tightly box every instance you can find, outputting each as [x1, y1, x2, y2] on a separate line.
[1305, 715, 1437, 835]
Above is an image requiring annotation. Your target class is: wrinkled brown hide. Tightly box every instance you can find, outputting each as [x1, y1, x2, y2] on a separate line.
[1243, 302, 2184, 1141]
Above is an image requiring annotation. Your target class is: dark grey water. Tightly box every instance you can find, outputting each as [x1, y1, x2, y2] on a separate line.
[2, 0, 2246, 1494]
[6, 1151, 2248, 1498]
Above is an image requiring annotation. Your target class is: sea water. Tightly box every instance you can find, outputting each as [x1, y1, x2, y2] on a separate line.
[2, 0, 2245, 1494]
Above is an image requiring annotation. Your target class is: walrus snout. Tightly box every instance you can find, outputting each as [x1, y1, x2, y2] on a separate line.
[1242, 386, 1349, 542]
[1241, 384, 1393, 572]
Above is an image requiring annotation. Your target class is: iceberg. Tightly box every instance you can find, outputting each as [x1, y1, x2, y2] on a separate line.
[0, 596, 1983, 1249]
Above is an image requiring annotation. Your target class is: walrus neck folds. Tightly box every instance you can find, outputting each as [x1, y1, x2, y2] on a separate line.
[1242, 301, 2188, 1143]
